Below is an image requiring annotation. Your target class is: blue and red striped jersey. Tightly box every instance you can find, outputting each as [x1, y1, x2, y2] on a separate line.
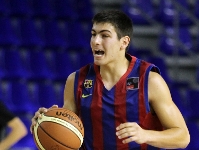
[74, 54, 164, 150]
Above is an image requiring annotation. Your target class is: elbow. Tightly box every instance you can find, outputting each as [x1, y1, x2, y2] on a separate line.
[182, 134, 190, 149]
[19, 121, 28, 138]
[171, 127, 190, 149]
[20, 124, 28, 138]
[180, 140, 190, 149]
[179, 130, 190, 149]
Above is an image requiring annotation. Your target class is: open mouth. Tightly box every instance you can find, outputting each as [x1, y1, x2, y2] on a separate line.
[95, 50, 104, 55]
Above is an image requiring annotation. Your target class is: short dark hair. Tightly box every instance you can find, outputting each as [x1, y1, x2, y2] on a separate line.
[92, 10, 133, 40]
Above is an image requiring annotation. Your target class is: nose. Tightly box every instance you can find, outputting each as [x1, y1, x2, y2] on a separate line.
[91, 35, 101, 45]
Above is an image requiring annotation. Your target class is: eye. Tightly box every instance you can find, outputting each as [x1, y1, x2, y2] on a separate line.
[102, 34, 109, 38]
[91, 32, 96, 37]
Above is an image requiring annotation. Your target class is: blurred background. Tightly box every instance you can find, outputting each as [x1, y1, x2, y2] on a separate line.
[0, 0, 198, 149]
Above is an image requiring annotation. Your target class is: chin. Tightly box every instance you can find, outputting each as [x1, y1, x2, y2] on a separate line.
[94, 60, 103, 66]
[94, 61, 100, 65]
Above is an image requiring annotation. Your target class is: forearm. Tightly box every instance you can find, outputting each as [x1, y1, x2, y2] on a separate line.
[0, 130, 25, 150]
[0, 133, 18, 150]
[144, 128, 189, 149]
[0, 118, 27, 150]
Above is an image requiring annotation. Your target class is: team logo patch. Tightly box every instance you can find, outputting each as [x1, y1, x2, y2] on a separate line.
[84, 79, 93, 88]
[126, 77, 139, 90]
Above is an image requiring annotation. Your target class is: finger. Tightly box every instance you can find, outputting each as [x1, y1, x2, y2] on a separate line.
[30, 114, 38, 134]
[38, 107, 48, 114]
[49, 105, 59, 109]
[30, 117, 37, 134]
[30, 124, 35, 134]
[116, 122, 135, 130]
[32, 107, 48, 125]
[122, 136, 137, 144]
[116, 128, 131, 137]
[30, 107, 48, 133]
[30, 125, 33, 134]
[116, 123, 125, 131]
[116, 123, 139, 138]
[117, 130, 135, 140]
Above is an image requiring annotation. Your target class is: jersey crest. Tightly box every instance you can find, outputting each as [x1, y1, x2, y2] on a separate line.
[84, 79, 93, 88]
[126, 77, 139, 90]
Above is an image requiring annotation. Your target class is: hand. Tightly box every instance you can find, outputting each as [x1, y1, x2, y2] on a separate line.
[30, 105, 58, 133]
[116, 122, 146, 144]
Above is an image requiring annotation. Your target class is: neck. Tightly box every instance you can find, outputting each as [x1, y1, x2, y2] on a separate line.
[99, 56, 129, 90]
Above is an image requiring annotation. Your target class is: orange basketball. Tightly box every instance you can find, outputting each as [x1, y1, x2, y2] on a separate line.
[33, 108, 84, 150]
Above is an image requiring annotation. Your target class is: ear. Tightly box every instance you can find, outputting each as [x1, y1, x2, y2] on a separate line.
[120, 36, 130, 50]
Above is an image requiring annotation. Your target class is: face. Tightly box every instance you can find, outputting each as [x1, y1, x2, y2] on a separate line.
[90, 23, 126, 66]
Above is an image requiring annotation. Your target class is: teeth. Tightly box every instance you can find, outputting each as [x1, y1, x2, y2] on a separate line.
[95, 50, 104, 55]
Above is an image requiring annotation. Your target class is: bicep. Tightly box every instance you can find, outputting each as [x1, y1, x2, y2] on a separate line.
[63, 72, 77, 113]
[148, 72, 187, 129]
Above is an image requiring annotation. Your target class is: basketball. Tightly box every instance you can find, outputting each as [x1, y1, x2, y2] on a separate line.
[32, 108, 84, 150]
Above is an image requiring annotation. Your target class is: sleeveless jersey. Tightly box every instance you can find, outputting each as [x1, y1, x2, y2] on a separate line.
[74, 54, 164, 150]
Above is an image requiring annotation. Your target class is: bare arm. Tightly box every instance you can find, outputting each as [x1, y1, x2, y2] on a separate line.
[144, 71, 190, 148]
[116, 72, 190, 149]
[0, 117, 27, 150]
[63, 72, 77, 113]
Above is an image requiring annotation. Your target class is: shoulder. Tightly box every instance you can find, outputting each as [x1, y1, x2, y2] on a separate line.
[148, 71, 168, 94]
[67, 72, 76, 81]
[148, 71, 163, 85]
[148, 71, 172, 105]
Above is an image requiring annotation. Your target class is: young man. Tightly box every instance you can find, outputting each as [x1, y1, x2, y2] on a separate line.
[0, 101, 27, 150]
[31, 10, 190, 149]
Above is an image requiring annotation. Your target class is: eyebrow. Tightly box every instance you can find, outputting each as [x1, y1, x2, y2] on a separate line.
[91, 29, 111, 34]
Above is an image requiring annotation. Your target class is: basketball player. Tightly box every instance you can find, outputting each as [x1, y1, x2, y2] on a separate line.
[0, 101, 27, 150]
[31, 10, 190, 149]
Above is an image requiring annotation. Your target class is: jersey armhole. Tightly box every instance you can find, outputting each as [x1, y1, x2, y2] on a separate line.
[144, 65, 161, 113]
